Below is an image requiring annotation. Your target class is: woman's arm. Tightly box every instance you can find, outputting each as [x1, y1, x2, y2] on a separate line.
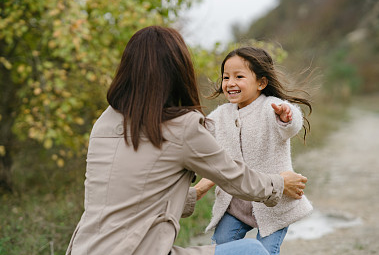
[194, 178, 215, 200]
[181, 187, 197, 218]
[194, 172, 306, 201]
[186, 171, 306, 218]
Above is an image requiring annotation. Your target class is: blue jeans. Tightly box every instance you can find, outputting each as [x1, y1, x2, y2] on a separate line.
[212, 212, 288, 255]
[215, 239, 269, 255]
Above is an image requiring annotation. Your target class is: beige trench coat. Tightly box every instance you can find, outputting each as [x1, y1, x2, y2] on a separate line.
[66, 106, 284, 255]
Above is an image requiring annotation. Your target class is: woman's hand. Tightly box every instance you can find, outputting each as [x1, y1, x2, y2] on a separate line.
[194, 178, 215, 200]
[280, 171, 307, 199]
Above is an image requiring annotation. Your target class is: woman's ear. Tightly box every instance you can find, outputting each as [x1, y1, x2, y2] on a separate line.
[258, 77, 268, 90]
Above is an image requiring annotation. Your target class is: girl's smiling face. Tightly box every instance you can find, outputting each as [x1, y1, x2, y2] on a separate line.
[222, 56, 264, 109]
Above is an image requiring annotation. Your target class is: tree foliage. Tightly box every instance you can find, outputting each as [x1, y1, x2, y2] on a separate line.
[0, 0, 194, 191]
[0, 0, 286, 192]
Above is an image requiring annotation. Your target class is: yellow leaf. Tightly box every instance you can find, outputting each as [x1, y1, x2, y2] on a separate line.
[61, 91, 71, 98]
[86, 71, 96, 82]
[43, 98, 51, 106]
[74, 117, 84, 125]
[0, 57, 12, 69]
[57, 158, 65, 167]
[73, 37, 80, 50]
[28, 128, 37, 139]
[53, 30, 61, 38]
[33, 87, 42, 95]
[17, 64, 25, 73]
[25, 114, 33, 123]
[44, 139, 53, 149]
[53, 20, 62, 27]
[48, 40, 57, 49]
[49, 9, 60, 16]
[57, 1, 65, 10]
[0, 146, 5, 156]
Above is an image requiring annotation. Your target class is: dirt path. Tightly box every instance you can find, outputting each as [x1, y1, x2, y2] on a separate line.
[280, 106, 379, 255]
[190, 105, 379, 254]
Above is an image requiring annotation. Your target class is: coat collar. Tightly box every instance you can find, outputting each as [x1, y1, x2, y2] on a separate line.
[236, 94, 266, 118]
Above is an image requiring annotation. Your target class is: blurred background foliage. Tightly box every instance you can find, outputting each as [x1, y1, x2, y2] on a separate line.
[0, 0, 378, 253]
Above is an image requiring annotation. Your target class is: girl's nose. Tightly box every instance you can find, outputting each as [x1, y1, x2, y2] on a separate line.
[227, 78, 236, 86]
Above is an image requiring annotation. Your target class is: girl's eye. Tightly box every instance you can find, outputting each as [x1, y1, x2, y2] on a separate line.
[237, 75, 244, 79]
[223, 77, 229, 80]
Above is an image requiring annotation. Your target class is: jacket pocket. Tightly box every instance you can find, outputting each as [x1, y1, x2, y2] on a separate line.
[271, 195, 300, 215]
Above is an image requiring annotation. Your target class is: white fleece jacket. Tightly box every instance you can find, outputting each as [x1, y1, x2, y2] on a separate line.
[205, 94, 313, 237]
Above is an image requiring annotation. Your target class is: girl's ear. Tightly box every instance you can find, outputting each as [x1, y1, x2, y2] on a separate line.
[258, 77, 268, 90]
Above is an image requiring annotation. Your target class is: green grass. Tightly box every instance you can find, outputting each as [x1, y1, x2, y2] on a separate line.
[0, 185, 84, 255]
[0, 153, 85, 255]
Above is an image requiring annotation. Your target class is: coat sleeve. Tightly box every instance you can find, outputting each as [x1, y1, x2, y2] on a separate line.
[269, 98, 304, 140]
[182, 112, 284, 207]
[181, 187, 197, 218]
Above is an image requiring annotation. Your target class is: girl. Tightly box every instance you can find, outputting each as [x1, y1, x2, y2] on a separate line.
[198, 46, 313, 255]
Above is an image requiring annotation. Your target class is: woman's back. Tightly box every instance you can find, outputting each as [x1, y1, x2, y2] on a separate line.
[70, 107, 197, 254]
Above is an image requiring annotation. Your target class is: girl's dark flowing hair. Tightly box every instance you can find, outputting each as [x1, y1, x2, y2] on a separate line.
[107, 26, 203, 150]
[212, 46, 312, 141]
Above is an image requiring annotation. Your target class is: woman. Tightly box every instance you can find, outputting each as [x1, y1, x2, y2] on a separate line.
[66, 26, 307, 255]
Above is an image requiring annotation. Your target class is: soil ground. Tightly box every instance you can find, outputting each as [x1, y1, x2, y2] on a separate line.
[189, 100, 379, 254]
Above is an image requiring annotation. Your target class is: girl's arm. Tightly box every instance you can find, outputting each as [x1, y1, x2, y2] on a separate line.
[270, 99, 303, 140]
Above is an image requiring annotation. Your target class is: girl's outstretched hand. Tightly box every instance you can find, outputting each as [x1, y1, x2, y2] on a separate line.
[280, 171, 307, 199]
[271, 103, 292, 123]
[194, 178, 215, 200]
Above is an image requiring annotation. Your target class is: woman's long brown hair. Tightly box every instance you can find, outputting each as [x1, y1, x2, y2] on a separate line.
[107, 26, 203, 150]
